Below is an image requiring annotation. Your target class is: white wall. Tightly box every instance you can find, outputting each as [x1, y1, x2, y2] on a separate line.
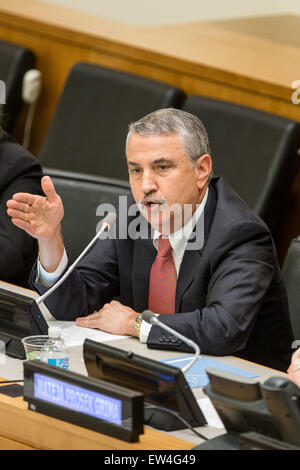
[36, 0, 289, 26]
[279, 0, 300, 15]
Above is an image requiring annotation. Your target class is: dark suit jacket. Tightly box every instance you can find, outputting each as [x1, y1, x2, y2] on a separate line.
[31, 176, 293, 371]
[0, 130, 43, 286]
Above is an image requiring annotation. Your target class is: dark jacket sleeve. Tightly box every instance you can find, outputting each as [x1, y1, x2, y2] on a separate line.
[0, 147, 43, 286]
[30, 234, 120, 320]
[147, 219, 275, 356]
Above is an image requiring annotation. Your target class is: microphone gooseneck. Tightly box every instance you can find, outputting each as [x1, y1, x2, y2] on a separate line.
[35, 212, 117, 306]
[141, 310, 200, 374]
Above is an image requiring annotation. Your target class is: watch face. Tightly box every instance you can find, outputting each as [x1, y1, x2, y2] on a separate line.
[134, 316, 142, 336]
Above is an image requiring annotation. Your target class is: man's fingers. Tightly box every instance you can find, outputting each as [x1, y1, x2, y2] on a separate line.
[85, 311, 102, 319]
[76, 310, 102, 322]
[7, 207, 33, 221]
[10, 217, 32, 231]
[7, 199, 32, 214]
[41, 176, 59, 203]
[76, 317, 101, 329]
[9, 192, 36, 206]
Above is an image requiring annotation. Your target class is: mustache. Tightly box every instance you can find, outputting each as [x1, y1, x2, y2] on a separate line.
[140, 193, 166, 206]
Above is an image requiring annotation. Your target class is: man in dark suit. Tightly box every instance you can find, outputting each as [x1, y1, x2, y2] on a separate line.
[6, 109, 293, 371]
[0, 127, 42, 286]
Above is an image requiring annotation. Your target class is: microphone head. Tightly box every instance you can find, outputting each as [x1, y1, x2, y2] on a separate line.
[142, 310, 156, 324]
[102, 212, 117, 230]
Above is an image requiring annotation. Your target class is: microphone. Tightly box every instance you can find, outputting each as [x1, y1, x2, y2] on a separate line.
[35, 212, 117, 306]
[141, 310, 200, 374]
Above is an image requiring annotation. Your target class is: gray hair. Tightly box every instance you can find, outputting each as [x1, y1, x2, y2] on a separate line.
[126, 108, 211, 164]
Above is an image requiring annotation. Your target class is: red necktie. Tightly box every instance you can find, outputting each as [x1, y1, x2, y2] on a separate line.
[148, 236, 177, 314]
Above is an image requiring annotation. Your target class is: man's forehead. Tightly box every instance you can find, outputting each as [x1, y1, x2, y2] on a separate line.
[127, 132, 182, 146]
[126, 133, 186, 159]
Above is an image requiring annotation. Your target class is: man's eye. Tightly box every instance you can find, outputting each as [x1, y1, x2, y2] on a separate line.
[131, 168, 141, 174]
[158, 165, 169, 171]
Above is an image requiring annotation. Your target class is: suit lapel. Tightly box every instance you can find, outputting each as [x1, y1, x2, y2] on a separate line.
[132, 237, 156, 312]
[175, 250, 201, 311]
[176, 183, 217, 311]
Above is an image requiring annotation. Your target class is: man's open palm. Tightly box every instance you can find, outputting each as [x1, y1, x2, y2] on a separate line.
[7, 176, 64, 241]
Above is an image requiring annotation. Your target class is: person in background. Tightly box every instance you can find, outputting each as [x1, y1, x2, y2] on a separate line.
[0, 125, 42, 286]
[287, 349, 300, 387]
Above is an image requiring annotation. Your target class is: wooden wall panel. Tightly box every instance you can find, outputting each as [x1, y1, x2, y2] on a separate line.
[0, 4, 298, 155]
[0, 1, 299, 258]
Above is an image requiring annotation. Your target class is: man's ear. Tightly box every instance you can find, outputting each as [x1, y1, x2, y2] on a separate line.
[195, 154, 212, 188]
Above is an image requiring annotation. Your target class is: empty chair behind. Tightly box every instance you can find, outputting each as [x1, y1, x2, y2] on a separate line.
[282, 237, 300, 341]
[0, 39, 35, 132]
[39, 62, 185, 180]
[182, 95, 300, 235]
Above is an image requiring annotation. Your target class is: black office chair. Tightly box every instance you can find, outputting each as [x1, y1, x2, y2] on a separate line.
[45, 168, 130, 261]
[39, 62, 185, 180]
[182, 95, 300, 234]
[0, 38, 35, 132]
[282, 237, 300, 341]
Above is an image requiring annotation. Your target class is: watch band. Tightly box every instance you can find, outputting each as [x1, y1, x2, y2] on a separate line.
[134, 315, 143, 337]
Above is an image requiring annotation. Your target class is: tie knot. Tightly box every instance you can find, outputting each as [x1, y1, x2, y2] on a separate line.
[158, 236, 172, 257]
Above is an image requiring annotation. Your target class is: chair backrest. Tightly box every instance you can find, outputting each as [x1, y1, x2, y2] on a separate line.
[182, 95, 300, 234]
[44, 168, 130, 261]
[0, 39, 35, 132]
[282, 237, 300, 341]
[39, 62, 185, 180]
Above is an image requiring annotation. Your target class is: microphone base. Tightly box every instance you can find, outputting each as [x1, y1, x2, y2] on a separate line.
[144, 406, 202, 432]
[0, 332, 27, 360]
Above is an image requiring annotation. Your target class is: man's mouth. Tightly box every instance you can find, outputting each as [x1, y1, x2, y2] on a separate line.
[142, 199, 165, 212]
[143, 201, 161, 207]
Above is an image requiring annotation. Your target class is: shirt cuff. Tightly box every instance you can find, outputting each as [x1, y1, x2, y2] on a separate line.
[36, 248, 68, 287]
[139, 313, 159, 343]
[139, 320, 152, 343]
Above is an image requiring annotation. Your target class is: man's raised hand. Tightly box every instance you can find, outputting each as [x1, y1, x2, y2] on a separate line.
[6, 175, 64, 241]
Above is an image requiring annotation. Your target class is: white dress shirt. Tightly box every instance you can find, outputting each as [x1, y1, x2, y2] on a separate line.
[140, 188, 208, 342]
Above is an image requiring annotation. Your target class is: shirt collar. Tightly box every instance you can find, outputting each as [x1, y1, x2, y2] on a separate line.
[153, 187, 209, 252]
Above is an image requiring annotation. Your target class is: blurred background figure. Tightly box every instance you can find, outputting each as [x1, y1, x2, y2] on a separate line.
[287, 349, 300, 387]
[0, 124, 42, 286]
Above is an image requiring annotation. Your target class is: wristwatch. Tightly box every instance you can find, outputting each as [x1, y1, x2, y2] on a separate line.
[134, 315, 143, 337]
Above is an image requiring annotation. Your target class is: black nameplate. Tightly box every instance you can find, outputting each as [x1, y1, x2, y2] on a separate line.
[23, 361, 144, 442]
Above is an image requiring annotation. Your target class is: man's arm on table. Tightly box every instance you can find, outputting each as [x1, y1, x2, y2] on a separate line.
[147, 220, 275, 356]
[31, 242, 151, 343]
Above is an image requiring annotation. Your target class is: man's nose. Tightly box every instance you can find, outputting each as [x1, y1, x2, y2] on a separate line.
[141, 171, 158, 194]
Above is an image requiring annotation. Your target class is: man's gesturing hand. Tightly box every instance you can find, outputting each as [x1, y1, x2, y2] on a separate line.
[6, 175, 64, 241]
